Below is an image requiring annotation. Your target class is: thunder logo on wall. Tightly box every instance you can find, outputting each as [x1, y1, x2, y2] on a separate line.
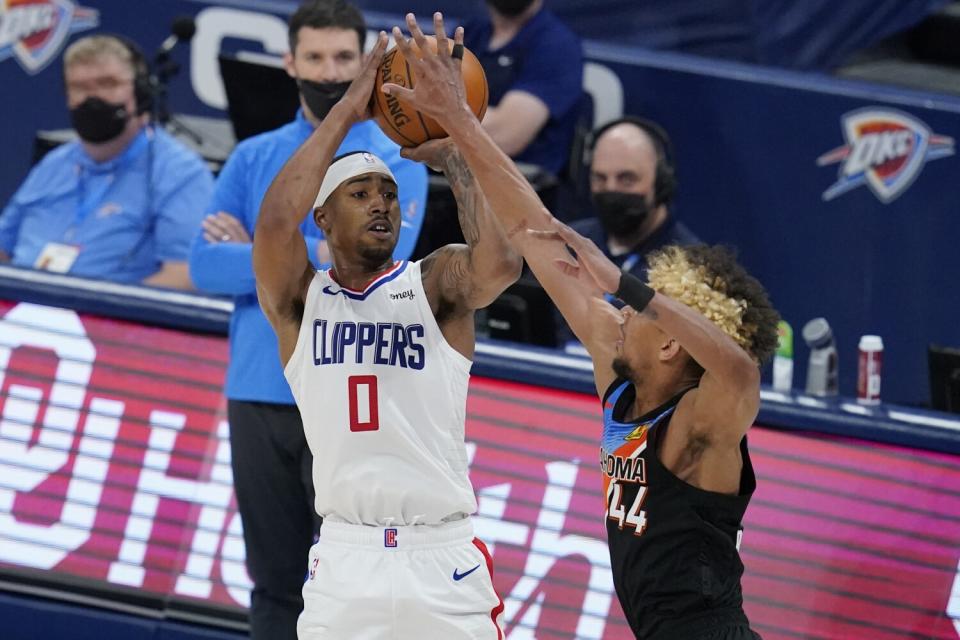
[0, 0, 98, 74]
[817, 107, 955, 203]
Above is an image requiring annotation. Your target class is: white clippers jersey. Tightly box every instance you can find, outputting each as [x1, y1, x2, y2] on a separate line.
[283, 260, 477, 526]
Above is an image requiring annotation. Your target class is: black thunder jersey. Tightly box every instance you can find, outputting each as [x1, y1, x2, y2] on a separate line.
[601, 379, 757, 639]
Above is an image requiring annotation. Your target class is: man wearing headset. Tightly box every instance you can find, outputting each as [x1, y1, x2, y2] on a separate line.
[0, 35, 212, 289]
[572, 117, 698, 283]
[547, 117, 698, 345]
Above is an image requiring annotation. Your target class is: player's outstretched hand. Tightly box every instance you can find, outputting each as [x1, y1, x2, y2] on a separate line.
[528, 218, 622, 294]
[339, 30, 388, 123]
[382, 13, 469, 124]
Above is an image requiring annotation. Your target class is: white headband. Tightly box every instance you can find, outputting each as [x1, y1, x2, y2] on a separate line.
[314, 152, 396, 208]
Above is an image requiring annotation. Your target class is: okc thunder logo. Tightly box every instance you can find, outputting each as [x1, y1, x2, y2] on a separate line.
[0, 0, 99, 74]
[817, 108, 954, 203]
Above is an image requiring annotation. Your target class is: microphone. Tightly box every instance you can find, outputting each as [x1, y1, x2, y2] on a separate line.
[157, 15, 196, 58]
[150, 15, 197, 127]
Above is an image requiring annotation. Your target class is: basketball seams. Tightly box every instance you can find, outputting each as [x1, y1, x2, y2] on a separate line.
[476, 58, 489, 122]
[404, 58, 434, 142]
[375, 50, 420, 147]
[372, 38, 487, 148]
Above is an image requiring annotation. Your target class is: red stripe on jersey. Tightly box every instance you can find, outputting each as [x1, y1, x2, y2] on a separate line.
[472, 537, 504, 639]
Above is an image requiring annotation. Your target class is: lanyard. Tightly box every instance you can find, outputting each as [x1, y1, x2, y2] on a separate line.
[620, 252, 641, 273]
[68, 129, 150, 242]
[70, 168, 115, 240]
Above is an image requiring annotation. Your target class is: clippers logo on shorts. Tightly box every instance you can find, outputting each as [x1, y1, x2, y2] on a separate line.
[817, 108, 955, 203]
[0, 0, 99, 73]
[384, 528, 397, 548]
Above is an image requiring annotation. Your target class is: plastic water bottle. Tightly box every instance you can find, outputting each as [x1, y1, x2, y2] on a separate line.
[857, 335, 883, 405]
[773, 320, 793, 392]
[802, 318, 838, 396]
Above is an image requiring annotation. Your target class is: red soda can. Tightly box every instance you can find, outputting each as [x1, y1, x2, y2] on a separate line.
[857, 335, 883, 404]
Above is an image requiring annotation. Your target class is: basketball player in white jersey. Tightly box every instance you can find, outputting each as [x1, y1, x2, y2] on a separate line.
[252, 31, 520, 639]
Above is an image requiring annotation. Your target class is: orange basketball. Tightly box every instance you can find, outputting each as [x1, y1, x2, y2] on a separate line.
[372, 36, 488, 147]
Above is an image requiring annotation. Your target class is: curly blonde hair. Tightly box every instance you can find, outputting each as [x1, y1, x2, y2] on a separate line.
[646, 245, 780, 363]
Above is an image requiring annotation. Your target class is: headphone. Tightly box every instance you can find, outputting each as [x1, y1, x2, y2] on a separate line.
[584, 115, 677, 208]
[115, 35, 154, 116]
[63, 34, 154, 116]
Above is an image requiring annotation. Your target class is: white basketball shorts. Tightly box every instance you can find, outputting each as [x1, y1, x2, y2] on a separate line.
[297, 517, 505, 639]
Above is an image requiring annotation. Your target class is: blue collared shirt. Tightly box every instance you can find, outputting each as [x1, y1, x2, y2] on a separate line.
[189, 110, 428, 403]
[0, 127, 213, 283]
[463, 8, 584, 174]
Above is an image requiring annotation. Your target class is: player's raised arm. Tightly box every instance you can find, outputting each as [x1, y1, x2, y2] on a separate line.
[384, 15, 552, 242]
[535, 219, 780, 442]
[402, 138, 521, 314]
[254, 31, 387, 361]
[383, 14, 615, 385]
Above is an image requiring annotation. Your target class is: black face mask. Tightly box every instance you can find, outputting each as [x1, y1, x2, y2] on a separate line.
[70, 97, 130, 143]
[487, 0, 536, 17]
[298, 78, 351, 122]
[593, 191, 652, 238]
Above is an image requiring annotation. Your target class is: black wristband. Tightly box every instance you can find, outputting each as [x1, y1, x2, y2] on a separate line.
[615, 272, 655, 312]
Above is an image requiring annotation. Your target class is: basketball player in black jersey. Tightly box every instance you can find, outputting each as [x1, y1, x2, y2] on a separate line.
[384, 12, 780, 639]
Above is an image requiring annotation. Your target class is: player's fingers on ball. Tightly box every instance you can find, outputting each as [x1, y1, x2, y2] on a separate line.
[381, 83, 414, 101]
[391, 26, 411, 56]
[406, 13, 428, 49]
[434, 12, 447, 48]
[399, 146, 423, 161]
[373, 30, 387, 53]
[365, 32, 387, 66]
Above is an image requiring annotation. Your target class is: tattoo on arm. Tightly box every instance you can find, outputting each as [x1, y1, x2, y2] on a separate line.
[421, 246, 471, 307]
[420, 252, 436, 279]
[444, 151, 482, 246]
[642, 307, 659, 320]
[441, 250, 472, 300]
